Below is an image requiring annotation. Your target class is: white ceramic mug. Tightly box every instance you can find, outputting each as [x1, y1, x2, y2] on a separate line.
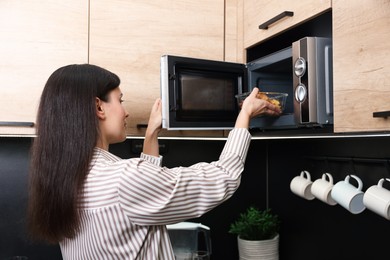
[311, 173, 337, 205]
[290, 170, 315, 200]
[331, 175, 366, 214]
[363, 178, 390, 220]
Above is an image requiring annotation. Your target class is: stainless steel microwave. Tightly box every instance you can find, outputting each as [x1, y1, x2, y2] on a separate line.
[160, 37, 333, 131]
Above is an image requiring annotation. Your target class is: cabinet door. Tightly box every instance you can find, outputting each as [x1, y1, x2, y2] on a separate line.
[89, 0, 225, 137]
[333, 0, 390, 133]
[225, 0, 245, 63]
[0, 0, 88, 135]
[243, 0, 331, 48]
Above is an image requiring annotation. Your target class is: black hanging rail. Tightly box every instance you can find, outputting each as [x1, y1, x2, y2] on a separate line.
[304, 156, 389, 165]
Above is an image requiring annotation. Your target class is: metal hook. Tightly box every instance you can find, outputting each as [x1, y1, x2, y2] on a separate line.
[385, 159, 390, 177]
[324, 157, 331, 173]
[349, 157, 358, 175]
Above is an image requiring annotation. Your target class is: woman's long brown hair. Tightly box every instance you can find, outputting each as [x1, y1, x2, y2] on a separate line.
[27, 64, 120, 243]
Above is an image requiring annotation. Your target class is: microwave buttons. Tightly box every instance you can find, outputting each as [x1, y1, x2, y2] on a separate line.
[295, 83, 307, 103]
[294, 57, 306, 77]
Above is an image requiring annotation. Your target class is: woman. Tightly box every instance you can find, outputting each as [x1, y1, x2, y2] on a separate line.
[28, 64, 280, 259]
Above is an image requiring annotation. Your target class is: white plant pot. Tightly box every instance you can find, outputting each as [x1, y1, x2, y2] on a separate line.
[237, 234, 279, 260]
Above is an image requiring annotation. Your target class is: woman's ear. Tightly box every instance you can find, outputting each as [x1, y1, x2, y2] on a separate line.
[96, 97, 105, 119]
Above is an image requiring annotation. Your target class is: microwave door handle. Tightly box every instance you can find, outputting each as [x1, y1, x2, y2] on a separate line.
[325, 45, 333, 115]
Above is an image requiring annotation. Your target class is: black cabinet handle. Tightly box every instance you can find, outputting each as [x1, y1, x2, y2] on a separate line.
[259, 11, 294, 30]
[373, 111, 390, 118]
[136, 124, 148, 128]
[0, 121, 35, 127]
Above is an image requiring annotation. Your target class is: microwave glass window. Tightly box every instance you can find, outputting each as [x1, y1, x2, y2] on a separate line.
[176, 71, 239, 121]
[180, 75, 235, 111]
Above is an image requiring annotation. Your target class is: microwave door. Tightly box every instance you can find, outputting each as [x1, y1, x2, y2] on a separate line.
[161, 55, 246, 130]
[245, 47, 297, 129]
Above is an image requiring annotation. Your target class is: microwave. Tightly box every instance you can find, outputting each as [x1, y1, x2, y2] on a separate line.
[160, 37, 333, 131]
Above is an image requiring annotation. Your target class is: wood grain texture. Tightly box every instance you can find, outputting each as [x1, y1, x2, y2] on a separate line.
[333, 0, 390, 132]
[225, 0, 245, 63]
[243, 0, 331, 48]
[89, 0, 225, 136]
[0, 0, 88, 135]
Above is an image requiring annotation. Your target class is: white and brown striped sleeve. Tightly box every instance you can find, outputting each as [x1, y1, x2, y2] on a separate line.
[140, 153, 163, 167]
[118, 128, 252, 226]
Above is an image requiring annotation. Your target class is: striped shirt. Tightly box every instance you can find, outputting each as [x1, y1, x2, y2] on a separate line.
[59, 128, 251, 259]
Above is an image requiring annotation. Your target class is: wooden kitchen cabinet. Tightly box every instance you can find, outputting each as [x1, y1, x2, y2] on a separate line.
[332, 0, 390, 133]
[89, 0, 226, 137]
[243, 0, 331, 49]
[0, 0, 88, 135]
[227, 0, 390, 134]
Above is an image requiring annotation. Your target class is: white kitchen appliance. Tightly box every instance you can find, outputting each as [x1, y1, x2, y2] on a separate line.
[167, 222, 212, 260]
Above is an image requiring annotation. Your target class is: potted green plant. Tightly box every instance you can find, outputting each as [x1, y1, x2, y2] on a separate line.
[229, 206, 280, 260]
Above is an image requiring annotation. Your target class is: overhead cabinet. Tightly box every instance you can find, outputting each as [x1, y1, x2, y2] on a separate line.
[243, 0, 331, 48]
[0, 0, 88, 135]
[1, 0, 225, 137]
[332, 0, 390, 133]
[4, 0, 388, 137]
[89, 0, 226, 137]
[230, 0, 390, 134]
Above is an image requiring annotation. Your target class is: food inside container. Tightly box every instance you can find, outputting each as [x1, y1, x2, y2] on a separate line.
[235, 91, 288, 113]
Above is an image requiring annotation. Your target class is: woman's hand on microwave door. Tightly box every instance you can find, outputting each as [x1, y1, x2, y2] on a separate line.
[146, 98, 162, 134]
[235, 88, 281, 129]
[143, 98, 162, 157]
